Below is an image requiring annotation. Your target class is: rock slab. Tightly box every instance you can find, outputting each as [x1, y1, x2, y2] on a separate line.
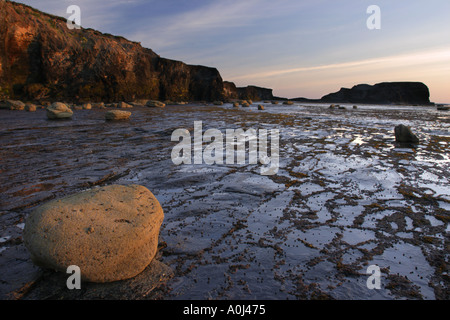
[23, 184, 164, 283]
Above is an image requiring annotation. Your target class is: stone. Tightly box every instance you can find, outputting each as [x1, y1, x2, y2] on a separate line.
[213, 101, 223, 105]
[25, 103, 37, 112]
[93, 102, 106, 109]
[242, 102, 250, 108]
[6, 100, 25, 110]
[258, 104, 265, 110]
[146, 100, 166, 108]
[395, 124, 419, 143]
[271, 101, 279, 105]
[233, 102, 239, 108]
[353, 105, 358, 109]
[118, 102, 133, 109]
[283, 101, 294, 105]
[132, 99, 149, 106]
[46, 102, 73, 119]
[105, 110, 131, 121]
[23, 184, 164, 283]
[83, 103, 92, 110]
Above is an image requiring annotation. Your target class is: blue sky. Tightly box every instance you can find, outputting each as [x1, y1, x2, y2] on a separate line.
[17, 0, 450, 102]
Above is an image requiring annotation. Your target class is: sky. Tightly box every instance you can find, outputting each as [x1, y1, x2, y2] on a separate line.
[16, 0, 450, 103]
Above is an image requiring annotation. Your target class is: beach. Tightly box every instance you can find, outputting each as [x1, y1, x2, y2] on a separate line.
[0, 102, 449, 300]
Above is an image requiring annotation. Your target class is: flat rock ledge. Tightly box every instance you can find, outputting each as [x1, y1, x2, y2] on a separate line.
[23, 185, 164, 283]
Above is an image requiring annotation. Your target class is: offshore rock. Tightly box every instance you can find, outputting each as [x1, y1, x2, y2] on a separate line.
[321, 82, 431, 105]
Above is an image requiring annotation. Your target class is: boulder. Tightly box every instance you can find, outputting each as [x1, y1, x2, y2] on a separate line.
[258, 104, 265, 110]
[93, 102, 106, 109]
[118, 102, 133, 109]
[6, 100, 25, 110]
[395, 125, 419, 143]
[242, 102, 250, 108]
[82, 103, 92, 110]
[233, 102, 239, 108]
[46, 102, 73, 119]
[213, 101, 223, 105]
[131, 99, 149, 106]
[283, 101, 294, 105]
[146, 100, 166, 108]
[105, 110, 131, 121]
[25, 103, 37, 112]
[23, 184, 164, 283]
[271, 101, 279, 105]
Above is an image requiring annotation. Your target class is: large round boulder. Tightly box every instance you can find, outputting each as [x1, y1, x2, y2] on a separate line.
[23, 184, 164, 283]
[46, 102, 73, 119]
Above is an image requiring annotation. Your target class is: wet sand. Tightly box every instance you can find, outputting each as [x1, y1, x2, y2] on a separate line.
[0, 103, 449, 299]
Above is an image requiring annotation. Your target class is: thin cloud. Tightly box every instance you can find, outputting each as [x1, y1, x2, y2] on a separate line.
[229, 47, 450, 81]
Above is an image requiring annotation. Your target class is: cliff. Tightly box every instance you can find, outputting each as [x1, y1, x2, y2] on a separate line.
[223, 81, 274, 101]
[320, 82, 431, 105]
[0, 1, 224, 102]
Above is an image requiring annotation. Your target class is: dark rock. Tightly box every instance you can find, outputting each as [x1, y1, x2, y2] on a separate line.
[258, 104, 265, 110]
[395, 125, 419, 143]
[223, 81, 274, 101]
[321, 82, 431, 105]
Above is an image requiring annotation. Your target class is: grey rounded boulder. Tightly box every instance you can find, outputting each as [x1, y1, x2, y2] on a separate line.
[23, 184, 164, 283]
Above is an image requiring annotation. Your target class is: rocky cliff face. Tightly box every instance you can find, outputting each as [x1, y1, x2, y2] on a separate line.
[223, 81, 274, 101]
[321, 82, 431, 105]
[0, 1, 224, 102]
